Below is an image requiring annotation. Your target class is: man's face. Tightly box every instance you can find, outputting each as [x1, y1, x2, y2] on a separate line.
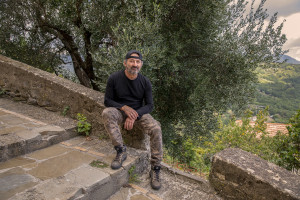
[123, 53, 143, 75]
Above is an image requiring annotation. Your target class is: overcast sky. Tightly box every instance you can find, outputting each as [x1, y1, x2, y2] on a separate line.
[253, 0, 300, 60]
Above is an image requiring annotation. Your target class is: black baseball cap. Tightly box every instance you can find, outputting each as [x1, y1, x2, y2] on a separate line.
[125, 50, 143, 61]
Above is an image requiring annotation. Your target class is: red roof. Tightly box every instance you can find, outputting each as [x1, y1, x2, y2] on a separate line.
[236, 120, 289, 137]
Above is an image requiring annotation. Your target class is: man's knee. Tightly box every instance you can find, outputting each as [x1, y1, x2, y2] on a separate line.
[151, 125, 162, 136]
[102, 107, 119, 120]
[139, 114, 162, 136]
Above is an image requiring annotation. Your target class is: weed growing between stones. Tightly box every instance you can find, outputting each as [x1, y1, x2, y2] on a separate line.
[0, 88, 6, 97]
[99, 134, 109, 140]
[90, 160, 108, 168]
[128, 165, 140, 183]
[62, 106, 70, 116]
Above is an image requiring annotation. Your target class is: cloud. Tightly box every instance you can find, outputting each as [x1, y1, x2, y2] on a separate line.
[278, 13, 300, 40]
[264, 0, 300, 17]
[284, 38, 300, 49]
[246, 1, 300, 60]
[283, 37, 300, 61]
[280, 13, 300, 61]
[250, 0, 300, 17]
[284, 37, 300, 61]
[286, 47, 300, 61]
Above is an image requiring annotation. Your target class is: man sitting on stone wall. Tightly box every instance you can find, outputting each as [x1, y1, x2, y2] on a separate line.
[102, 50, 163, 190]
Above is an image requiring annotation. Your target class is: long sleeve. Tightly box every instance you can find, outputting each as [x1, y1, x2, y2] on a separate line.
[104, 76, 124, 109]
[136, 80, 154, 117]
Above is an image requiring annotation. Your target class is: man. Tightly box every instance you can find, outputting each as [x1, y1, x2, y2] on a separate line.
[102, 50, 163, 190]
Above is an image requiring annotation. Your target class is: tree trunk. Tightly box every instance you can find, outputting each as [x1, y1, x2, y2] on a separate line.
[34, 1, 99, 90]
[82, 30, 100, 91]
[70, 54, 92, 88]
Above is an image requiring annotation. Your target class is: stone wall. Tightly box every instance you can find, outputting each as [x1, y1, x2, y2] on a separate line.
[209, 148, 300, 200]
[0, 55, 149, 150]
[0, 55, 105, 135]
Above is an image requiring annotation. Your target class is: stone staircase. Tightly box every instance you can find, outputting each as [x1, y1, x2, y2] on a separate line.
[0, 97, 149, 200]
[0, 97, 221, 200]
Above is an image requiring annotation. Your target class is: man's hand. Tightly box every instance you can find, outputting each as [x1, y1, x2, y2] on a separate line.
[124, 117, 135, 130]
[121, 105, 138, 120]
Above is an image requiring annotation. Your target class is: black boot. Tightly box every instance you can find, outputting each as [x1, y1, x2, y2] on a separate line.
[111, 145, 127, 169]
[150, 166, 161, 190]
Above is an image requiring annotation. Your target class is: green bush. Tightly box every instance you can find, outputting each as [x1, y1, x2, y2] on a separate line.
[166, 108, 300, 176]
[275, 110, 300, 171]
[193, 109, 279, 175]
[76, 113, 91, 137]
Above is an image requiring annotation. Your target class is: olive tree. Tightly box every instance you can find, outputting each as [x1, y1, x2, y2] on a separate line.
[0, 0, 132, 90]
[93, 0, 287, 148]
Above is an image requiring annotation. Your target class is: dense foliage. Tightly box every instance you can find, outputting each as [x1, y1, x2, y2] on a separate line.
[275, 110, 300, 171]
[255, 64, 300, 123]
[164, 109, 300, 175]
[93, 0, 287, 152]
[0, 0, 135, 89]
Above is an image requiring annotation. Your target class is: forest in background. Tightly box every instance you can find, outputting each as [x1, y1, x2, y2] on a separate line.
[254, 63, 300, 123]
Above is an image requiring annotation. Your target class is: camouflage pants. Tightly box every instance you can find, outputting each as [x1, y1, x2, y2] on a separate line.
[102, 107, 163, 166]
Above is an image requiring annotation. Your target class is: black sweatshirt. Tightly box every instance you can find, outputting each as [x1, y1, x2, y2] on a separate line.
[104, 70, 154, 118]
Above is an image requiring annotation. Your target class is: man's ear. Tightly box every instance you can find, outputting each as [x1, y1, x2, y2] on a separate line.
[123, 60, 127, 67]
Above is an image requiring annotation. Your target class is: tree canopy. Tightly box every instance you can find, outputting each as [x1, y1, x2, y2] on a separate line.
[0, 0, 132, 89]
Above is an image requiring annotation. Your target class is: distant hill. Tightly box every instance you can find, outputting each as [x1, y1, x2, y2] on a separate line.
[278, 55, 300, 64]
[254, 63, 300, 123]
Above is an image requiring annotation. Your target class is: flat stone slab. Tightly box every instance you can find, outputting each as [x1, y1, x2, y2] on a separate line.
[28, 150, 96, 181]
[0, 167, 38, 200]
[0, 157, 35, 171]
[0, 98, 77, 130]
[12, 165, 113, 200]
[0, 136, 148, 200]
[0, 107, 77, 162]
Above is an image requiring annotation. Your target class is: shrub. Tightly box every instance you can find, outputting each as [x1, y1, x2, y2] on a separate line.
[275, 110, 300, 171]
[76, 113, 91, 137]
[165, 108, 299, 176]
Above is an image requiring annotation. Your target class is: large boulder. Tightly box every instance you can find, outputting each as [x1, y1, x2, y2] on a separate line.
[209, 148, 300, 200]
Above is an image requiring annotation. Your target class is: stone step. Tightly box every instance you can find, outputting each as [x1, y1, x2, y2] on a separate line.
[0, 107, 77, 162]
[109, 163, 222, 200]
[0, 98, 77, 132]
[0, 136, 148, 200]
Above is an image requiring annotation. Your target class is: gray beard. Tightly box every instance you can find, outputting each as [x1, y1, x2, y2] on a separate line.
[126, 66, 139, 75]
